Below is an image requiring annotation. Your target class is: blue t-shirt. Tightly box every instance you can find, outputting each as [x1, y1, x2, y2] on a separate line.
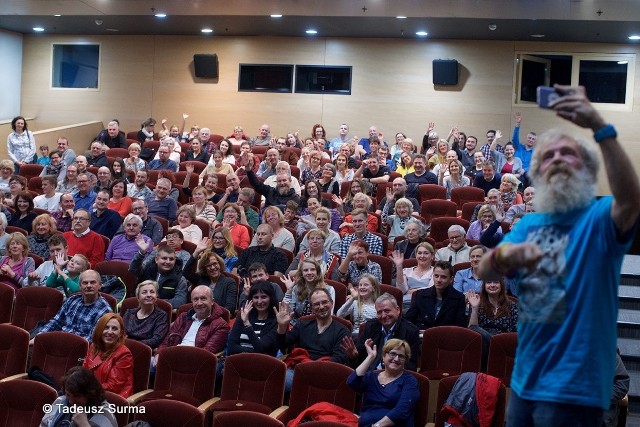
[503, 196, 632, 409]
[512, 126, 534, 171]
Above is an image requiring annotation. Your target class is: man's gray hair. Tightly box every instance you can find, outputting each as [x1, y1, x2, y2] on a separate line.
[448, 224, 466, 235]
[124, 213, 143, 227]
[529, 129, 600, 183]
[376, 292, 399, 308]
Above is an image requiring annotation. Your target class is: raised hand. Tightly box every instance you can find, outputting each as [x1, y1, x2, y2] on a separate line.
[182, 113, 189, 120]
[186, 163, 194, 174]
[466, 291, 480, 308]
[242, 277, 251, 295]
[390, 250, 404, 267]
[427, 122, 435, 133]
[385, 186, 394, 202]
[135, 234, 150, 253]
[341, 336, 358, 359]
[347, 284, 359, 300]
[281, 275, 295, 292]
[55, 252, 67, 268]
[161, 118, 168, 126]
[364, 338, 377, 358]
[196, 237, 210, 251]
[274, 301, 293, 325]
[331, 195, 343, 206]
[494, 130, 502, 140]
[514, 112, 522, 124]
[240, 300, 253, 324]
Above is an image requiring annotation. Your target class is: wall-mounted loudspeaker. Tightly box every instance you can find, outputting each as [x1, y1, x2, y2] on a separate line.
[433, 59, 458, 85]
[194, 54, 219, 78]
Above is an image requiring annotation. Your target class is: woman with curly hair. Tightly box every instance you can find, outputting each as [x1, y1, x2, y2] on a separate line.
[185, 249, 237, 312]
[207, 227, 238, 272]
[27, 213, 57, 259]
[281, 258, 335, 323]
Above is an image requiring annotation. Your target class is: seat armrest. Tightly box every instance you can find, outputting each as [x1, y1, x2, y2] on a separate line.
[0, 373, 28, 382]
[127, 389, 153, 405]
[198, 396, 220, 412]
[269, 405, 289, 420]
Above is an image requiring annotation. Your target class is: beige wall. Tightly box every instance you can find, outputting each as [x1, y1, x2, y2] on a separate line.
[19, 35, 640, 193]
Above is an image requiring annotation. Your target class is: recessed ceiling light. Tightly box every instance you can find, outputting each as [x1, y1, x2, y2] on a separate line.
[628, 35, 640, 40]
[530, 34, 545, 38]
[106, 28, 119, 32]
[306, 29, 317, 35]
[33, 27, 45, 32]
[54, 14, 61, 17]
[396, 16, 407, 19]
[201, 28, 213, 33]
[155, 13, 167, 18]
[415, 31, 428, 37]
[270, 14, 283, 18]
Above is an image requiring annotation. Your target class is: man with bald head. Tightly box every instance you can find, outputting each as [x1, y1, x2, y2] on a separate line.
[154, 285, 229, 366]
[235, 224, 288, 278]
[252, 124, 272, 147]
[256, 148, 280, 178]
[375, 177, 420, 217]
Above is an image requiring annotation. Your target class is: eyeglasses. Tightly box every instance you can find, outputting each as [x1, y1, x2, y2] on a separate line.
[448, 235, 463, 240]
[386, 351, 406, 361]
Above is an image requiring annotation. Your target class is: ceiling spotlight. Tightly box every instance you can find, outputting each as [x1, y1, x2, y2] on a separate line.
[306, 29, 318, 35]
[95, 20, 103, 26]
[396, 16, 407, 19]
[54, 14, 61, 17]
[270, 14, 283, 18]
[155, 13, 167, 18]
[530, 34, 545, 38]
[618, 61, 629, 64]
[416, 31, 428, 37]
[33, 27, 45, 32]
[628, 35, 640, 40]
[201, 28, 213, 33]
[488, 24, 497, 31]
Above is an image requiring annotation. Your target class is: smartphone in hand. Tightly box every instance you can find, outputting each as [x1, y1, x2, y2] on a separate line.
[537, 86, 560, 109]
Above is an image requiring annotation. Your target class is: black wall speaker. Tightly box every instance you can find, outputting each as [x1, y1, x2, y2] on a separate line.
[193, 54, 219, 78]
[433, 59, 458, 85]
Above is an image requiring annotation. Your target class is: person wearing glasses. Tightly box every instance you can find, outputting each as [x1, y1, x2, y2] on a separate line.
[72, 173, 97, 212]
[435, 224, 471, 266]
[300, 150, 324, 185]
[347, 338, 420, 427]
[62, 208, 105, 268]
[185, 248, 237, 312]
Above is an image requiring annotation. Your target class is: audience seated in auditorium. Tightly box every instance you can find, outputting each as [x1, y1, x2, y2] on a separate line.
[185, 248, 238, 313]
[87, 141, 109, 168]
[63, 208, 105, 268]
[23, 233, 67, 287]
[251, 205, 295, 252]
[238, 262, 285, 308]
[404, 154, 437, 185]
[473, 160, 501, 195]
[73, 173, 97, 211]
[123, 280, 169, 349]
[105, 213, 153, 263]
[339, 209, 384, 259]
[90, 190, 123, 240]
[97, 120, 127, 149]
[338, 240, 382, 288]
[9, 192, 37, 233]
[235, 224, 288, 278]
[33, 175, 62, 212]
[435, 224, 471, 265]
[146, 177, 177, 223]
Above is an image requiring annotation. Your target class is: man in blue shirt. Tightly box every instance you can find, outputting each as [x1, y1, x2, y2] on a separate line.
[146, 177, 177, 223]
[73, 173, 97, 211]
[512, 111, 537, 172]
[479, 85, 640, 427]
[148, 145, 178, 172]
[90, 190, 122, 240]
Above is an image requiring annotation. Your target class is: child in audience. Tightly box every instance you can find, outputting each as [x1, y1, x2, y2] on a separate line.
[37, 145, 50, 166]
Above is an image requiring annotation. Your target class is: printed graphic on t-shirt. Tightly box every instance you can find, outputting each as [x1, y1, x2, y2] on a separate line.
[518, 225, 568, 324]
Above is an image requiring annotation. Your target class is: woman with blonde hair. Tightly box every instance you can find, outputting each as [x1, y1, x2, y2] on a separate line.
[391, 241, 435, 310]
[287, 229, 341, 281]
[124, 142, 146, 173]
[333, 153, 355, 184]
[27, 213, 57, 259]
[499, 173, 523, 211]
[82, 313, 134, 398]
[383, 197, 420, 241]
[467, 204, 502, 241]
[281, 258, 335, 322]
[207, 227, 238, 272]
[169, 205, 203, 244]
[219, 203, 250, 249]
[338, 192, 379, 237]
[395, 151, 415, 177]
[188, 185, 217, 224]
[441, 159, 470, 200]
[0, 232, 35, 286]
[123, 280, 169, 349]
[336, 273, 380, 336]
[252, 205, 295, 252]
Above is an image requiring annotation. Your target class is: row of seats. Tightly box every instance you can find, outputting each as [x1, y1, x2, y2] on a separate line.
[0, 325, 514, 427]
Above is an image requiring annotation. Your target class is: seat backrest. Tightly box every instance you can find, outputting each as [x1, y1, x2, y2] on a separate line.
[284, 361, 356, 424]
[325, 280, 347, 315]
[134, 398, 205, 427]
[460, 201, 481, 221]
[487, 332, 518, 387]
[12, 286, 64, 331]
[95, 260, 140, 298]
[124, 338, 152, 393]
[420, 326, 482, 378]
[421, 199, 458, 224]
[31, 331, 89, 388]
[100, 292, 118, 312]
[297, 314, 353, 333]
[418, 184, 447, 202]
[367, 254, 393, 285]
[104, 390, 131, 426]
[0, 324, 29, 378]
[220, 353, 286, 411]
[213, 410, 284, 427]
[0, 282, 14, 324]
[451, 187, 485, 210]
[0, 379, 58, 427]
[405, 370, 431, 427]
[429, 217, 470, 243]
[155, 346, 217, 404]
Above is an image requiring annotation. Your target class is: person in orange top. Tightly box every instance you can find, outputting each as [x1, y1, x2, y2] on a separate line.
[107, 179, 133, 219]
[219, 203, 250, 249]
[83, 313, 133, 398]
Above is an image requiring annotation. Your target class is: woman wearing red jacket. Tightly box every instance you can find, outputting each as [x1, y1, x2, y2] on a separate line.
[83, 313, 134, 398]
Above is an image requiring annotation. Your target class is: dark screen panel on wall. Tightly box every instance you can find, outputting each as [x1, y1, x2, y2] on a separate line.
[52, 44, 100, 89]
[238, 64, 293, 92]
[295, 66, 352, 94]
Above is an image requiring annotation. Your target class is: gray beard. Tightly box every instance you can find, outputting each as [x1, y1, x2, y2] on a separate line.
[277, 186, 290, 196]
[533, 165, 595, 214]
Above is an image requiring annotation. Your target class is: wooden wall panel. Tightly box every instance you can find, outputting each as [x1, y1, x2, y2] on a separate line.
[17, 34, 640, 193]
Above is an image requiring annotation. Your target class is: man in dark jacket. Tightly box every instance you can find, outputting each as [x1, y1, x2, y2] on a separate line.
[234, 224, 288, 277]
[246, 169, 300, 208]
[153, 285, 230, 367]
[129, 242, 188, 308]
[405, 260, 467, 330]
[342, 292, 420, 371]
